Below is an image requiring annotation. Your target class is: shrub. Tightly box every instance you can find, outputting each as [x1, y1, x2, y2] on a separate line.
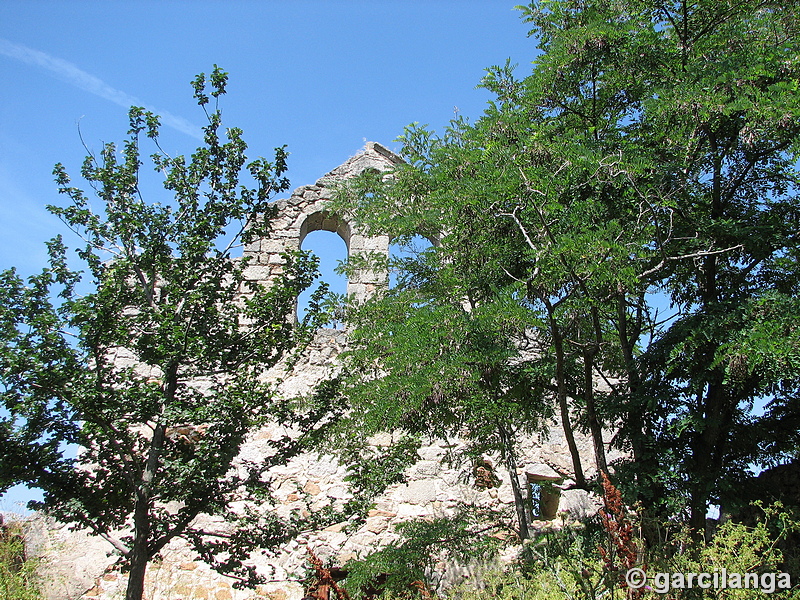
[0, 518, 43, 600]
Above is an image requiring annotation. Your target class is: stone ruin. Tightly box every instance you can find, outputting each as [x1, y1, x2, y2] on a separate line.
[26, 143, 609, 600]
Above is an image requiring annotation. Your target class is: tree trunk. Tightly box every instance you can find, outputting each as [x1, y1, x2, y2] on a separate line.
[583, 348, 608, 477]
[125, 376, 170, 600]
[126, 538, 149, 600]
[615, 292, 668, 546]
[126, 493, 152, 600]
[548, 311, 586, 488]
[498, 422, 531, 540]
[616, 294, 646, 469]
[688, 378, 730, 540]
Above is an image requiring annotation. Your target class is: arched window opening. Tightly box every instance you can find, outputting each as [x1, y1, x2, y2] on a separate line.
[297, 229, 348, 328]
[388, 234, 435, 289]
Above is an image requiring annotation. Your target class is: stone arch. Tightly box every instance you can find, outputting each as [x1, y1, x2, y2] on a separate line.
[242, 142, 399, 304]
[300, 210, 351, 252]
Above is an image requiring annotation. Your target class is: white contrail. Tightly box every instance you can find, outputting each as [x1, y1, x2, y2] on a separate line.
[0, 38, 203, 140]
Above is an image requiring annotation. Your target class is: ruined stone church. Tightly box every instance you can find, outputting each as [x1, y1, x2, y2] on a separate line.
[32, 143, 606, 600]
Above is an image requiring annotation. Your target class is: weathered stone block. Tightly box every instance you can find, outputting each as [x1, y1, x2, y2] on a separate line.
[408, 460, 440, 478]
[303, 481, 321, 495]
[214, 589, 232, 600]
[243, 266, 272, 281]
[394, 479, 437, 505]
[365, 517, 389, 534]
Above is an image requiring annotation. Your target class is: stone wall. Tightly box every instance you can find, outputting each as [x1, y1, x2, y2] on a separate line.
[29, 143, 611, 600]
[241, 142, 400, 304]
[32, 425, 606, 600]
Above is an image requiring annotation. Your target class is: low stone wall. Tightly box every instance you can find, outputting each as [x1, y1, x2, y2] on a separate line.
[30, 418, 606, 600]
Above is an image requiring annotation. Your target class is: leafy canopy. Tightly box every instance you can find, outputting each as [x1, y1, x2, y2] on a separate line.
[0, 66, 329, 598]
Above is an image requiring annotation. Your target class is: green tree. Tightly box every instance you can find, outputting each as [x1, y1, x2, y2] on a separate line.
[582, 0, 800, 530]
[328, 25, 665, 542]
[0, 67, 328, 600]
[331, 0, 800, 545]
[339, 253, 552, 539]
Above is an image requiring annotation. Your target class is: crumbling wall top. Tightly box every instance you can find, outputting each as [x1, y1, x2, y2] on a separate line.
[314, 142, 403, 188]
[243, 143, 401, 303]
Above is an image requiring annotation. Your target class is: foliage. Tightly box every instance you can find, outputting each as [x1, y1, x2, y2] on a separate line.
[445, 568, 566, 600]
[524, 522, 613, 600]
[326, 221, 556, 539]
[321, 292, 350, 329]
[0, 520, 43, 600]
[340, 435, 422, 524]
[441, 502, 800, 600]
[343, 511, 503, 599]
[307, 548, 352, 600]
[597, 473, 641, 597]
[645, 502, 800, 599]
[0, 67, 329, 600]
[329, 0, 800, 542]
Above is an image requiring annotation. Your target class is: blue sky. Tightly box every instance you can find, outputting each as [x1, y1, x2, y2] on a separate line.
[1, 1, 538, 275]
[0, 1, 539, 511]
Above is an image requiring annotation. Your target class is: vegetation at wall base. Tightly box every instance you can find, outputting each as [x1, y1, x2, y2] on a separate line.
[337, 493, 800, 599]
[0, 519, 43, 600]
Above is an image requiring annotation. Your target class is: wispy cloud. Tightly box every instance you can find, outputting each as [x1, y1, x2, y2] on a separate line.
[0, 38, 203, 140]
